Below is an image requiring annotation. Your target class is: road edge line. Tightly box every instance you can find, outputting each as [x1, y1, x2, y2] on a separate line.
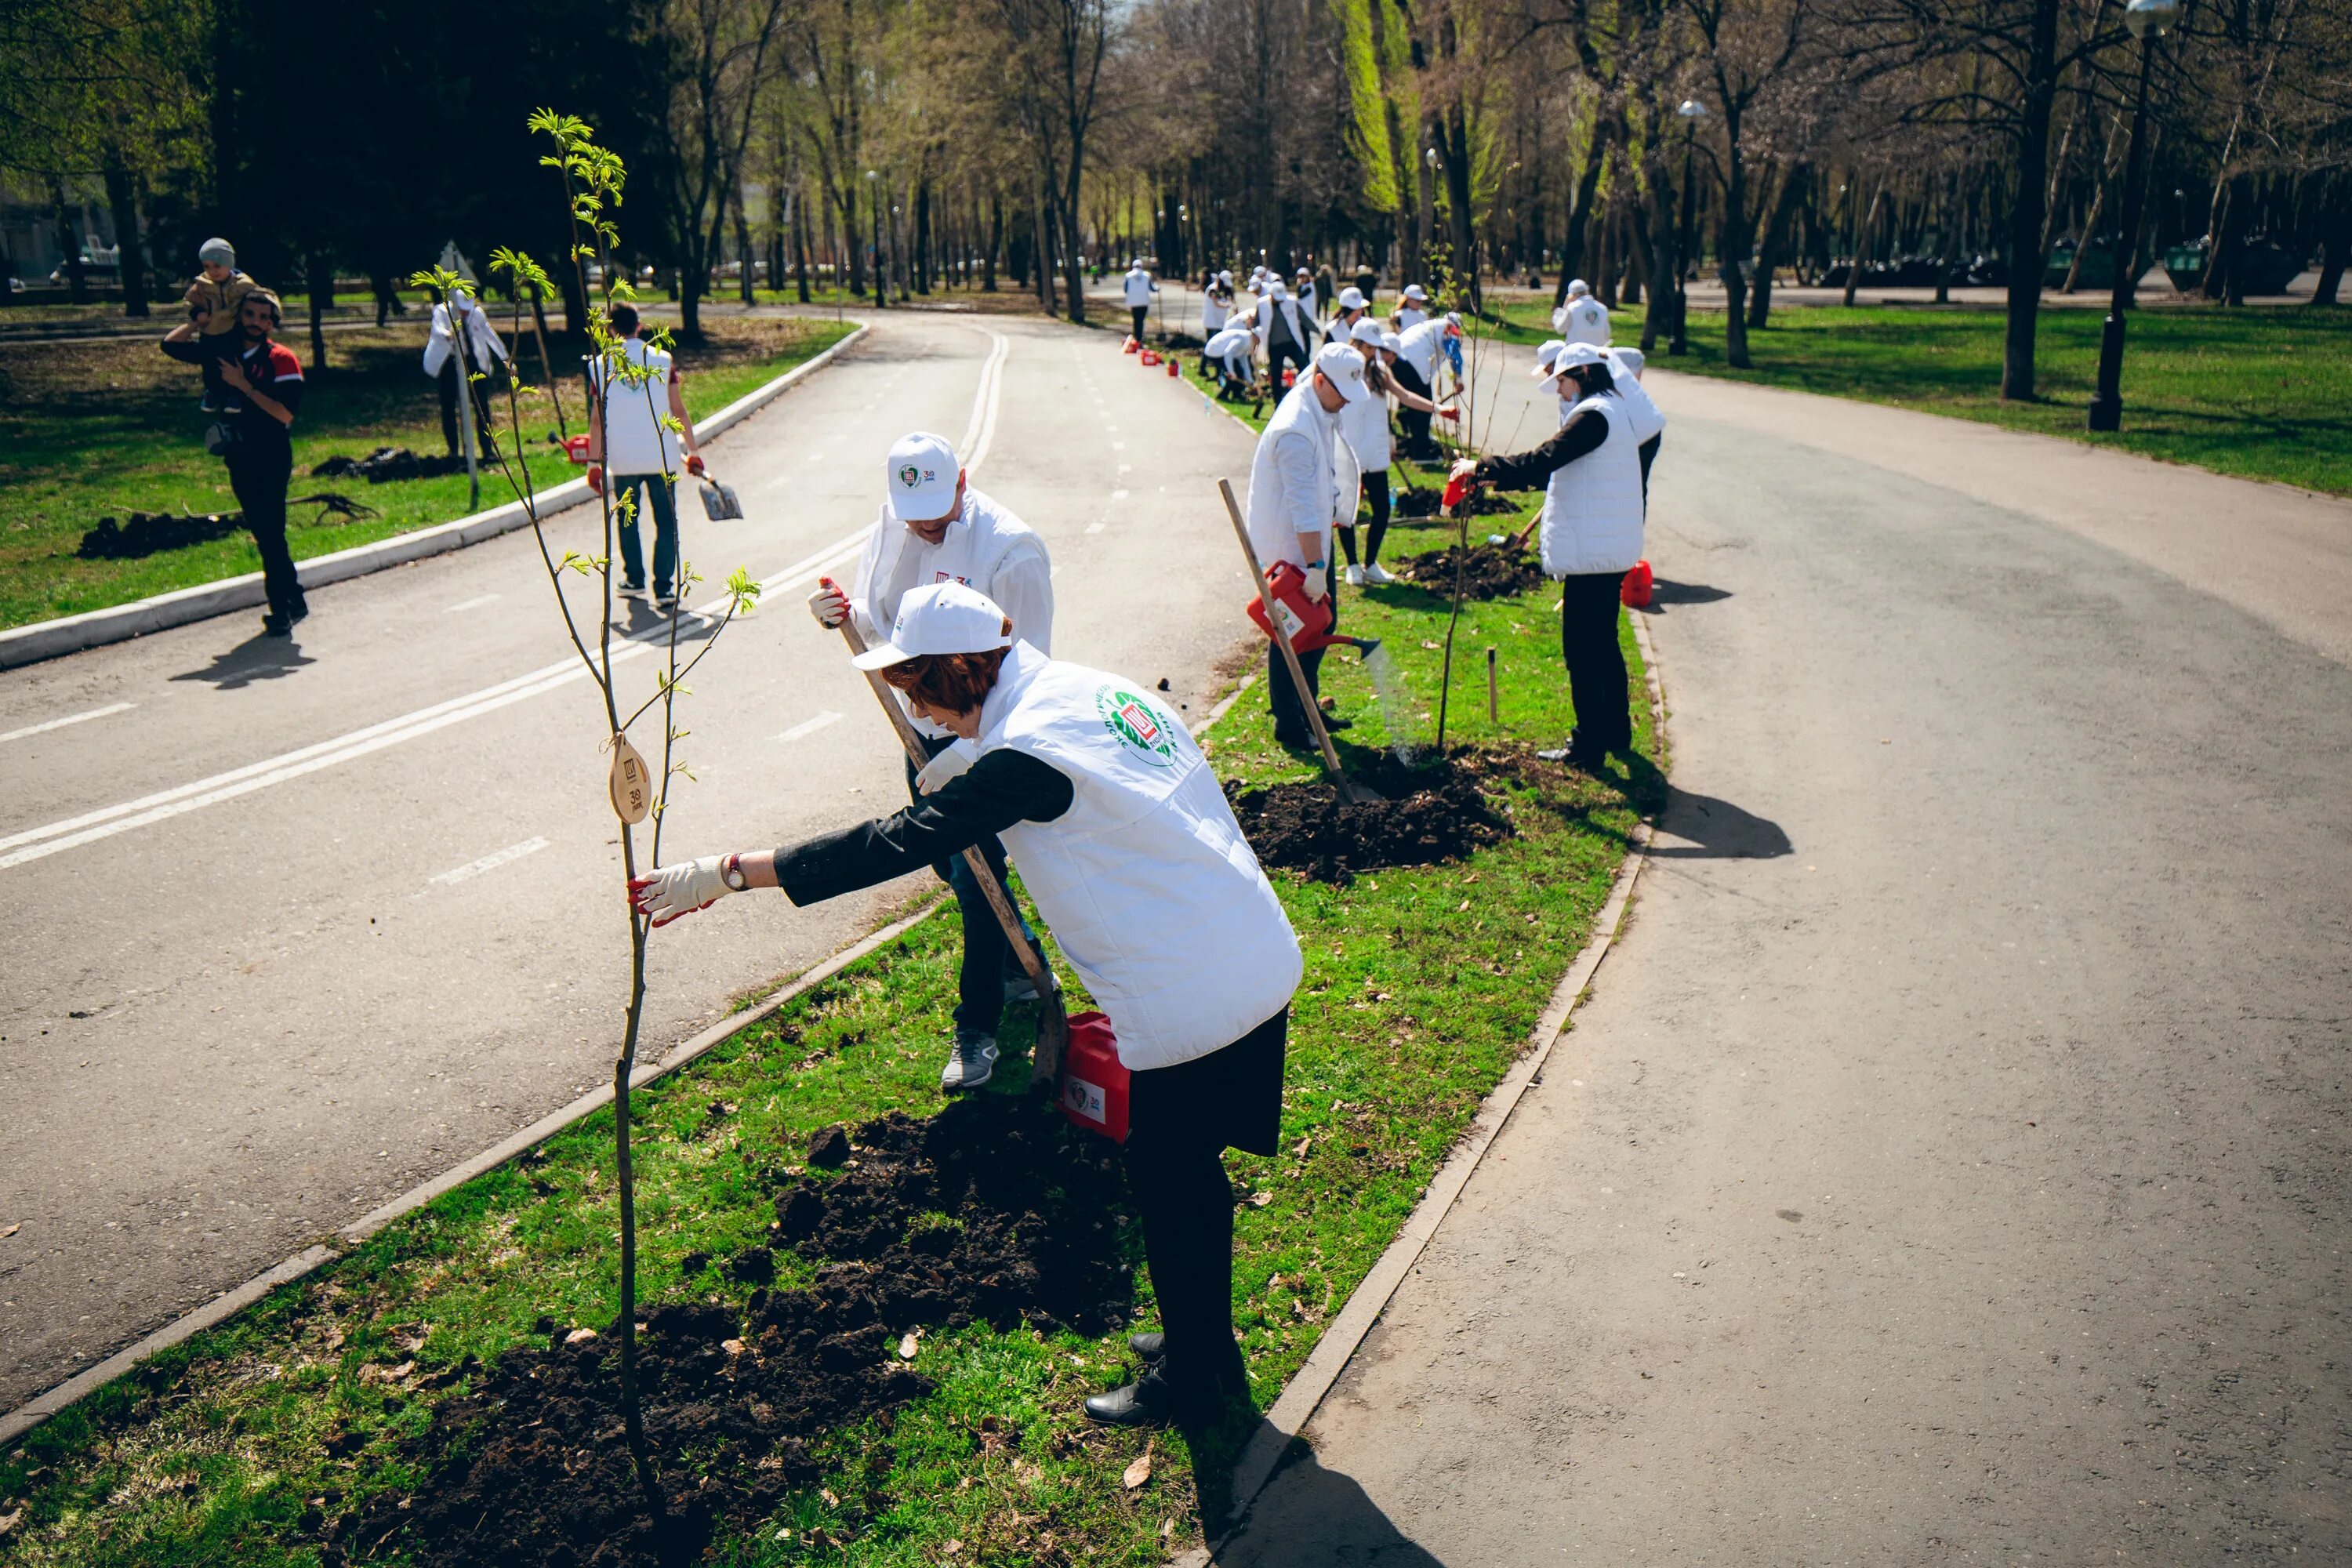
[0, 892, 937, 1449]
[0, 321, 870, 672]
[1184, 608, 1670, 1564]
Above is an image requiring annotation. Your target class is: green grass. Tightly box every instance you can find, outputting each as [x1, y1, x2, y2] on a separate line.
[1472, 297, 2352, 495]
[0, 485, 1657, 1566]
[0, 318, 855, 631]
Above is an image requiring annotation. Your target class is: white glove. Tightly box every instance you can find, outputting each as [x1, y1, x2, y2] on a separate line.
[1301, 561, 1329, 602]
[915, 741, 978, 795]
[808, 585, 850, 629]
[630, 855, 731, 927]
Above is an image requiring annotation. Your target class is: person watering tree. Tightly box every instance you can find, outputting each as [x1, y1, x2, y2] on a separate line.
[807, 433, 1054, 1093]
[1247, 342, 1374, 748]
[583, 303, 705, 609]
[161, 289, 308, 636]
[423, 283, 510, 462]
[1452, 342, 1643, 768]
[632, 581, 1301, 1428]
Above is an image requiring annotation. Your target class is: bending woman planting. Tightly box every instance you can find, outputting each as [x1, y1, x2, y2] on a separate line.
[631, 582, 1301, 1428]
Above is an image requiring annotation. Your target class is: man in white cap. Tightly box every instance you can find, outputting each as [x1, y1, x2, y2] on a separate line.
[1394, 282, 1431, 333]
[633, 579, 1301, 1428]
[1123, 257, 1158, 343]
[1254, 278, 1315, 391]
[1246, 341, 1370, 747]
[808, 432, 1055, 1090]
[1554, 278, 1610, 347]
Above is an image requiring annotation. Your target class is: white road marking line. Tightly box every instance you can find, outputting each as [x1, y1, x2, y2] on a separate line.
[0, 325, 1016, 872]
[0, 702, 136, 744]
[1084, 523, 1105, 535]
[1111, 441, 1127, 451]
[779, 710, 844, 742]
[430, 835, 550, 886]
[1111, 488, 1130, 501]
[442, 593, 502, 614]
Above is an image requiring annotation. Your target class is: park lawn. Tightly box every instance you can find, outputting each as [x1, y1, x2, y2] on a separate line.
[1479, 296, 2352, 496]
[0, 489, 1659, 1567]
[0, 318, 855, 631]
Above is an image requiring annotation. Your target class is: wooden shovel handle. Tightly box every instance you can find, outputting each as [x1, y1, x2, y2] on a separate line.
[1217, 479, 1356, 793]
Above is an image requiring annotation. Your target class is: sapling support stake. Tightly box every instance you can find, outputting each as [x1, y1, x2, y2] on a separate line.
[829, 604, 1067, 1085]
[1487, 646, 1499, 723]
[1434, 479, 1474, 755]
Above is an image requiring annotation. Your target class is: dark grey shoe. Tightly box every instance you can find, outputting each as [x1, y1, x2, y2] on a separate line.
[940, 1029, 997, 1092]
[1129, 1330, 1165, 1361]
[1084, 1374, 1178, 1427]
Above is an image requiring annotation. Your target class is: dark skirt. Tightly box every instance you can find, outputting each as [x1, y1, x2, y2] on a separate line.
[1125, 1006, 1288, 1157]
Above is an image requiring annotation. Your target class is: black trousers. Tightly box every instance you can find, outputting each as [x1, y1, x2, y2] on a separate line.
[1125, 1006, 1288, 1403]
[1559, 572, 1632, 752]
[1267, 568, 1336, 746]
[1131, 305, 1149, 341]
[1267, 334, 1310, 388]
[1638, 434, 1661, 500]
[1392, 361, 1436, 455]
[910, 735, 1033, 1036]
[437, 360, 496, 458]
[227, 445, 304, 622]
[1338, 470, 1390, 566]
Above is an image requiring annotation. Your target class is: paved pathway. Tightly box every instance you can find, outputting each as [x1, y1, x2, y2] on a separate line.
[0, 312, 1254, 1412]
[1219, 354, 2352, 1562]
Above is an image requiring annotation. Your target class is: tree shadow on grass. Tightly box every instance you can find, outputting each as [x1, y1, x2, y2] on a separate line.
[169, 632, 316, 690]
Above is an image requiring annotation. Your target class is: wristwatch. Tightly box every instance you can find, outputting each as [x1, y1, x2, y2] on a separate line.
[720, 852, 748, 892]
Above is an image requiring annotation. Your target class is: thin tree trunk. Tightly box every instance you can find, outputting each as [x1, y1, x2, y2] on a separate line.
[50, 183, 89, 303]
[103, 161, 150, 316]
[306, 251, 331, 369]
[2001, 0, 2065, 400]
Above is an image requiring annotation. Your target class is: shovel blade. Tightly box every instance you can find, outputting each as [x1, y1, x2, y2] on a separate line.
[1028, 993, 1070, 1090]
[699, 481, 744, 521]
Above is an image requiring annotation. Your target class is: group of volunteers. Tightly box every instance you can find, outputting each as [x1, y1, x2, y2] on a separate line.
[621, 264, 1668, 1436]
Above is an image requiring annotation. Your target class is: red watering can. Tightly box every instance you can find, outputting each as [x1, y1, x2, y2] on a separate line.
[1122, 336, 1140, 354]
[1165, 355, 1180, 377]
[1140, 349, 1160, 367]
[1245, 562, 1382, 657]
[1621, 559, 1653, 608]
[562, 434, 593, 466]
[1059, 1012, 1129, 1142]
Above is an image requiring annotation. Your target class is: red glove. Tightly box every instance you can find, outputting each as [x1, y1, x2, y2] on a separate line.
[685, 453, 706, 478]
[1438, 408, 1461, 422]
[586, 463, 604, 495]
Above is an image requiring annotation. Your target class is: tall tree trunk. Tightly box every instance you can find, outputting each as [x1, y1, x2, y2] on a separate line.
[2310, 177, 2349, 306]
[1719, 113, 1755, 370]
[2001, 0, 2064, 401]
[1749, 163, 1808, 328]
[1554, 120, 1613, 308]
[733, 183, 756, 305]
[1844, 182, 1878, 307]
[306, 251, 331, 369]
[793, 188, 813, 303]
[103, 161, 150, 317]
[984, 192, 1002, 292]
[50, 183, 89, 303]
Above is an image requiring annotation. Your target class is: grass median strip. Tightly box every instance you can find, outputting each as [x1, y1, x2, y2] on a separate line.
[0, 485, 1656, 1566]
[0, 317, 855, 631]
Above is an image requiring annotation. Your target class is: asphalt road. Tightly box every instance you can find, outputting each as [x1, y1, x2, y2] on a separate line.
[0, 310, 1261, 1413]
[1221, 354, 2352, 1561]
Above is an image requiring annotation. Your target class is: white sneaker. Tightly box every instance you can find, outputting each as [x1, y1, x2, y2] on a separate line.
[1343, 564, 1365, 586]
[1363, 562, 1396, 585]
[619, 582, 648, 601]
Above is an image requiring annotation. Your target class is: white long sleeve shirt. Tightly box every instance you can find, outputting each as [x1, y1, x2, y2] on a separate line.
[1244, 381, 1358, 573]
[422, 299, 510, 379]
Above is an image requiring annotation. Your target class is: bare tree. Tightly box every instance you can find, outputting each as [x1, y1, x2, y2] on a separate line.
[652, 0, 791, 338]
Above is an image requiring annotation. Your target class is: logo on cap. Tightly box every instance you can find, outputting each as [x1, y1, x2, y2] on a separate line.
[898, 464, 920, 487]
[1096, 686, 1178, 766]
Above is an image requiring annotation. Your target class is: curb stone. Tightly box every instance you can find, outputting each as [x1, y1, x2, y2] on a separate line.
[0, 321, 869, 671]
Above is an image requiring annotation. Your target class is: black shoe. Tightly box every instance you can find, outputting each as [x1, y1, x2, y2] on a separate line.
[288, 601, 310, 626]
[261, 612, 292, 637]
[1536, 730, 1608, 769]
[1085, 1370, 1182, 1428]
[1321, 715, 1353, 732]
[1129, 1330, 1165, 1362]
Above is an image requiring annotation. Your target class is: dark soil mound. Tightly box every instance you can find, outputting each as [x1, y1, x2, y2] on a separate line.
[1396, 544, 1547, 601]
[333, 1098, 1132, 1567]
[77, 511, 244, 559]
[1225, 757, 1513, 884]
[311, 445, 475, 485]
[1160, 331, 1205, 350]
[1392, 485, 1521, 519]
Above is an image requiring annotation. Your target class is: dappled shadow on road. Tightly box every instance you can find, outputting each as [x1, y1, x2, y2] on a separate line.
[169, 633, 316, 690]
[1641, 577, 1732, 610]
[1208, 1437, 1450, 1566]
[1650, 785, 1792, 859]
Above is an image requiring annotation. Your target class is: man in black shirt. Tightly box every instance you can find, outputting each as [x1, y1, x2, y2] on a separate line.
[163, 289, 309, 633]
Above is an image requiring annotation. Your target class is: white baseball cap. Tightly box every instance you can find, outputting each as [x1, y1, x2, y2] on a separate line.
[1336, 285, 1367, 310]
[1566, 278, 1592, 299]
[1554, 342, 1609, 374]
[851, 581, 1014, 670]
[1380, 330, 1403, 354]
[1401, 284, 1428, 302]
[1219, 269, 1234, 284]
[1312, 342, 1373, 403]
[1349, 318, 1386, 347]
[881, 432, 961, 523]
[1443, 311, 1464, 332]
[1531, 339, 1566, 377]
[1269, 280, 1288, 299]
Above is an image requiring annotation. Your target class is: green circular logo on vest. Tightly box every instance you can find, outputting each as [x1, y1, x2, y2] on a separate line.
[1095, 686, 1178, 767]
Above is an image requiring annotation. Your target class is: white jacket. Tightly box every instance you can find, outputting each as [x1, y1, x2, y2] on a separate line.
[1122, 267, 1157, 307]
[422, 298, 510, 379]
[968, 644, 1302, 1068]
[851, 485, 1054, 735]
[1555, 296, 1611, 347]
[1540, 394, 1644, 578]
[1246, 379, 1359, 572]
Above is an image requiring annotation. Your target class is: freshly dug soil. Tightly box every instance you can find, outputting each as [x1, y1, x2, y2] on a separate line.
[1225, 756, 1513, 884]
[1396, 544, 1548, 601]
[333, 1098, 1132, 1567]
[1392, 485, 1522, 519]
[311, 445, 474, 485]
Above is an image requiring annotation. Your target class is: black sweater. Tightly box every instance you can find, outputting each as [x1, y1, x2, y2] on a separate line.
[775, 749, 1073, 906]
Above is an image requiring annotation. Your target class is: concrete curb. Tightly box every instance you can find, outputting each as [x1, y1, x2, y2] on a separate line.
[1178, 609, 1671, 1565]
[0, 893, 935, 1449]
[0, 321, 870, 672]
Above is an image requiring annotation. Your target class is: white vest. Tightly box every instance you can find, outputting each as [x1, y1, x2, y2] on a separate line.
[978, 644, 1302, 1069]
[1341, 367, 1392, 472]
[1203, 292, 1230, 332]
[1245, 383, 1359, 570]
[1604, 350, 1665, 443]
[851, 486, 1044, 735]
[1540, 395, 1644, 578]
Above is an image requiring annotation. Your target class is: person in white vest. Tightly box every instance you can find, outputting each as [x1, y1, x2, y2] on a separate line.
[1553, 278, 1610, 347]
[807, 433, 1055, 1091]
[1323, 285, 1369, 345]
[1533, 337, 1666, 499]
[1254, 279, 1315, 391]
[1203, 319, 1259, 401]
[1291, 266, 1318, 319]
[633, 582, 1301, 1428]
[1122, 258, 1158, 343]
[423, 285, 509, 461]
[1390, 310, 1457, 459]
[585, 303, 704, 608]
[1338, 317, 1449, 585]
[1394, 282, 1431, 333]
[1453, 342, 1642, 768]
[1201, 270, 1233, 336]
[1246, 341, 1370, 746]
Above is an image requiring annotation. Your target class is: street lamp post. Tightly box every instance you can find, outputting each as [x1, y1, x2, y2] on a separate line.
[1671, 98, 1707, 356]
[2088, 0, 2180, 432]
[863, 170, 884, 309]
